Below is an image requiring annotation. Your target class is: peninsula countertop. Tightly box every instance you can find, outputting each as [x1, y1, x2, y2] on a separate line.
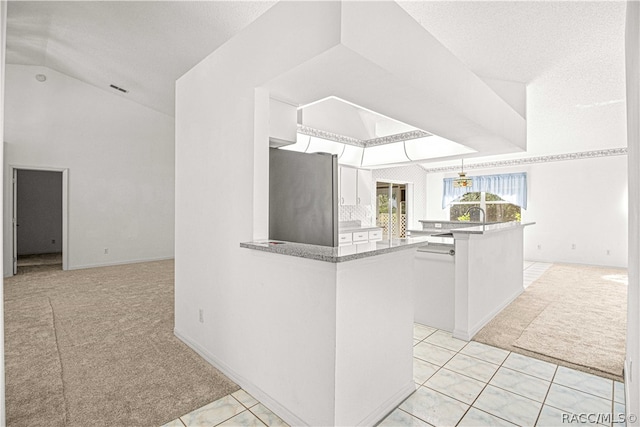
[240, 236, 430, 263]
[450, 221, 535, 235]
[412, 220, 534, 235]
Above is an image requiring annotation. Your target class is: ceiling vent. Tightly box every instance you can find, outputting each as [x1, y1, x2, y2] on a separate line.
[109, 84, 129, 94]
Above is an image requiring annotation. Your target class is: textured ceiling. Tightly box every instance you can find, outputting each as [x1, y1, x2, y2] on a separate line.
[398, 1, 625, 84]
[6, 1, 626, 121]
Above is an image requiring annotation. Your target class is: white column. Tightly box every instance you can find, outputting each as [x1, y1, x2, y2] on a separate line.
[625, 1, 640, 422]
[0, 1, 7, 423]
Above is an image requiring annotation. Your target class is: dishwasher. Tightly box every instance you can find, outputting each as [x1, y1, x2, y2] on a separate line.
[414, 242, 455, 332]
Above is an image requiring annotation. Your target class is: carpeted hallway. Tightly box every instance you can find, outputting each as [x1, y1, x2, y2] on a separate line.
[4, 259, 239, 427]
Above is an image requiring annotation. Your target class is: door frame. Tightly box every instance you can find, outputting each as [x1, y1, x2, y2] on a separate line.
[375, 179, 413, 238]
[10, 165, 69, 274]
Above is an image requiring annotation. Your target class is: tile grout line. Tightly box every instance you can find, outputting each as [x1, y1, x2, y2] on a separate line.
[408, 328, 457, 426]
[454, 345, 514, 427]
[410, 332, 450, 426]
[180, 395, 250, 427]
[532, 364, 559, 426]
[228, 394, 271, 427]
[417, 334, 528, 426]
[246, 406, 269, 427]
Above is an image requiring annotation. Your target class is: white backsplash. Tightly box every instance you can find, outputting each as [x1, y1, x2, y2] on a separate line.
[339, 204, 374, 227]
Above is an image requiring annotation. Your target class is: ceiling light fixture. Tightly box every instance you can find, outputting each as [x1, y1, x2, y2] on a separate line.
[35, 74, 47, 82]
[453, 159, 473, 188]
[109, 84, 129, 94]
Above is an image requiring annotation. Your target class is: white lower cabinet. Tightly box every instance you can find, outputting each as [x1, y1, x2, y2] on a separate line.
[352, 231, 368, 242]
[339, 233, 353, 246]
[368, 229, 382, 241]
[338, 228, 382, 246]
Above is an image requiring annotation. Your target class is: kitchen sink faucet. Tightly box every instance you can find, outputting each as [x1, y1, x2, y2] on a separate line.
[466, 206, 486, 232]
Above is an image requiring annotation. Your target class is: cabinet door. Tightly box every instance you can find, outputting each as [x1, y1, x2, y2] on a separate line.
[339, 166, 357, 205]
[356, 169, 373, 205]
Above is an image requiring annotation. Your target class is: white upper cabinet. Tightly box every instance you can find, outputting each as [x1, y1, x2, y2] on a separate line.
[356, 169, 373, 206]
[339, 166, 373, 206]
[269, 98, 298, 148]
[339, 166, 357, 205]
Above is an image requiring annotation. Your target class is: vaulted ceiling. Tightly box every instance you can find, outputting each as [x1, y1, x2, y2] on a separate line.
[6, 1, 277, 116]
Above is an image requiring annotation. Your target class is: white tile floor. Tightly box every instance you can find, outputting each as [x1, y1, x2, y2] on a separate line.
[163, 262, 626, 427]
[523, 261, 553, 288]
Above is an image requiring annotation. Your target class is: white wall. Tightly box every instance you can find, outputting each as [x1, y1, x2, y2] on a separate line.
[426, 155, 628, 268]
[174, 3, 346, 424]
[3, 64, 175, 272]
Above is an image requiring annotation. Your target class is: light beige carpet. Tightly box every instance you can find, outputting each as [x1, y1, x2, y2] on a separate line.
[473, 263, 627, 382]
[4, 259, 239, 427]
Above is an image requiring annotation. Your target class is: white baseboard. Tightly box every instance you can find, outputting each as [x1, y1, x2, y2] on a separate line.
[67, 255, 174, 271]
[454, 287, 524, 341]
[174, 328, 308, 427]
[356, 381, 415, 426]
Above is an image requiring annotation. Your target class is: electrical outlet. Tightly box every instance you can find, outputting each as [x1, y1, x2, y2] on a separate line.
[104, 248, 109, 255]
[198, 309, 204, 323]
[607, 249, 611, 255]
[571, 244, 576, 250]
[537, 244, 542, 250]
[434, 223, 442, 229]
[51, 239, 55, 244]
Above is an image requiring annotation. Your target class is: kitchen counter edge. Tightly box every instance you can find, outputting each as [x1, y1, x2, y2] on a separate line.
[451, 221, 535, 235]
[240, 237, 430, 263]
[409, 221, 534, 236]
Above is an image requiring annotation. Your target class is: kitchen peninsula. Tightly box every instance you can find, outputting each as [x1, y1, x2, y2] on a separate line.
[414, 220, 534, 340]
[240, 237, 429, 426]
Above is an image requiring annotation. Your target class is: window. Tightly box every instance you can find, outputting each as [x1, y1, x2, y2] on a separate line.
[449, 192, 521, 222]
[442, 172, 527, 210]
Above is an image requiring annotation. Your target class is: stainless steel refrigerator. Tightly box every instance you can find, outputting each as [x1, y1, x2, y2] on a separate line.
[269, 148, 338, 247]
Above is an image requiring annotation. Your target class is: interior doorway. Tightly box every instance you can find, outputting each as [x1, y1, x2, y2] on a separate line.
[11, 167, 69, 275]
[376, 181, 408, 239]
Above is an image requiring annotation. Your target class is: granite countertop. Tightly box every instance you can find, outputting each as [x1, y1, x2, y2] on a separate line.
[407, 229, 449, 235]
[339, 225, 382, 233]
[450, 221, 535, 235]
[240, 236, 430, 263]
[413, 221, 534, 236]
